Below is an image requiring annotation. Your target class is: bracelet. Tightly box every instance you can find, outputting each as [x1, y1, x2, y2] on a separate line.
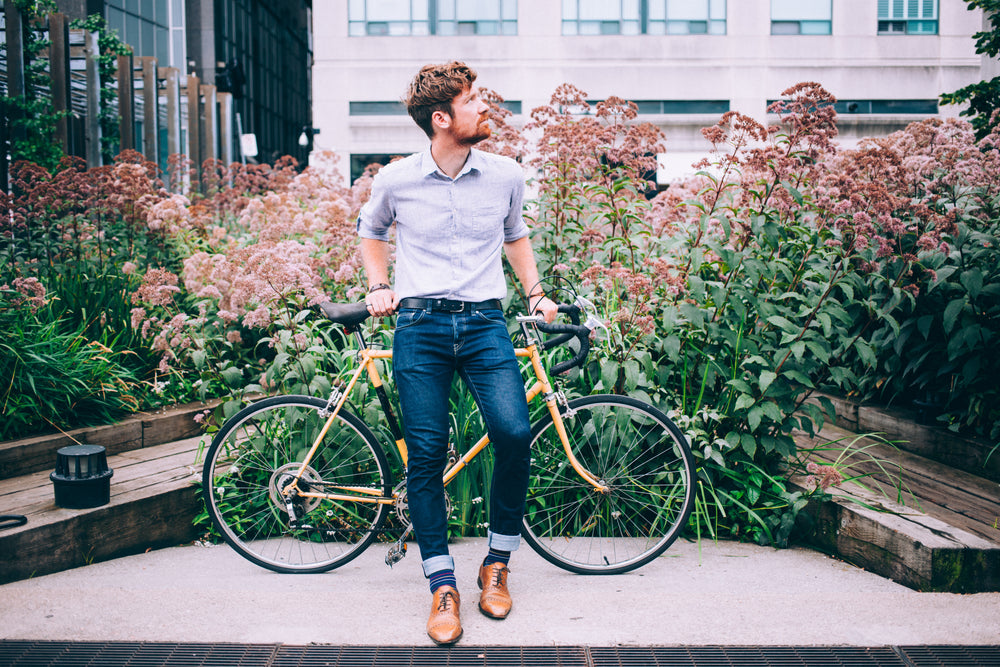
[528, 292, 545, 300]
[368, 283, 390, 294]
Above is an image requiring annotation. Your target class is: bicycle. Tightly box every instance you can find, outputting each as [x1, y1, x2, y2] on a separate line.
[201, 293, 697, 575]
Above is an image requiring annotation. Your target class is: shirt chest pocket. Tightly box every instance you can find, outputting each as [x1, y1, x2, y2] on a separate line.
[466, 203, 509, 239]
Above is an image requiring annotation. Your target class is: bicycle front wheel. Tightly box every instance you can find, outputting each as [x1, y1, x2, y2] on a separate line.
[202, 395, 391, 573]
[522, 394, 696, 574]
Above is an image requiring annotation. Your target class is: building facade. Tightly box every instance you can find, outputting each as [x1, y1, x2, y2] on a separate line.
[312, 0, 987, 183]
[54, 0, 313, 165]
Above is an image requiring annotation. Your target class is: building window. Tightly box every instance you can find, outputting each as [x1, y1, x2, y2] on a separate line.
[437, 0, 517, 35]
[350, 100, 523, 115]
[771, 0, 831, 35]
[836, 99, 939, 114]
[562, 0, 725, 36]
[634, 100, 730, 114]
[105, 0, 185, 68]
[349, 0, 516, 36]
[878, 0, 938, 35]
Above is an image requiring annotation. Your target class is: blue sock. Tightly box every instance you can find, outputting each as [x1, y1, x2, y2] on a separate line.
[428, 569, 457, 593]
[483, 547, 511, 567]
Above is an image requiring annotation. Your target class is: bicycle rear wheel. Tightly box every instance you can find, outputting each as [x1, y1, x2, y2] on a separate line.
[522, 394, 696, 574]
[202, 395, 391, 573]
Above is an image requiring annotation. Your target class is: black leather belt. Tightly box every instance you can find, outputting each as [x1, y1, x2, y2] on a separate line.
[398, 297, 502, 313]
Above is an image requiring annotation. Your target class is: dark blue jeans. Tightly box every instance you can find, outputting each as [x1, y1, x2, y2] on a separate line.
[393, 306, 531, 577]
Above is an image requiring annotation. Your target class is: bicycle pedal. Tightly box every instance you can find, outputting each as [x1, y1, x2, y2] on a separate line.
[385, 542, 407, 568]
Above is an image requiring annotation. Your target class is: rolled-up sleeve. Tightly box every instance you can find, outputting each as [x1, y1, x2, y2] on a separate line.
[357, 171, 394, 241]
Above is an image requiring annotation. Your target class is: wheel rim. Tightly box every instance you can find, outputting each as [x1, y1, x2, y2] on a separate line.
[523, 397, 695, 573]
[206, 399, 388, 572]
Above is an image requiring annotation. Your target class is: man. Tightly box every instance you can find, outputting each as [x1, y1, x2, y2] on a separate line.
[357, 61, 557, 645]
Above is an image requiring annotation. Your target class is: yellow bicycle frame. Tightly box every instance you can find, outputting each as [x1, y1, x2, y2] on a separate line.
[287, 338, 606, 507]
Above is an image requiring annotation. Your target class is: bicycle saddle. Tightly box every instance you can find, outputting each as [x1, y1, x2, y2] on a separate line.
[319, 301, 371, 328]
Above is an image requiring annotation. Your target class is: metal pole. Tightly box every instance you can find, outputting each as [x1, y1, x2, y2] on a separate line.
[200, 84, 217, 163]
[235, 113, 246, 165]
[218, 92, 234, 166]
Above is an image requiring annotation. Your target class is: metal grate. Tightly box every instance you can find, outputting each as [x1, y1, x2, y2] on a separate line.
[590, 646, 908, 666]
[898, 646, 1000, 667]
[1, 642, 998, 667]
[269, 645, 588, 666]
[0, 641, 279, 666]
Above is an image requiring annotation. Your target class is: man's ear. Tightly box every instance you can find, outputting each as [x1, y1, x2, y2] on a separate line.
[431, 109, 452, 132]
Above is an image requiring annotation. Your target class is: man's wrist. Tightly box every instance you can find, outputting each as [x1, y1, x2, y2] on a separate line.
[368, 283, 391, 294]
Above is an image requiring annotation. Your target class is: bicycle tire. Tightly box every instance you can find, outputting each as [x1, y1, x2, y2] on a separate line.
[521, 394, 696, 574]
[202, 394, 392, 573]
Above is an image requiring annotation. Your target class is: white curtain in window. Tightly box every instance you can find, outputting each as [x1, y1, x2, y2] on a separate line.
[772, 0, 830, 21]
[579, 0, 622, 20]
[367, 0, 414, 22]
[666, 0, 707, 20]
[455, 0, 501, 21]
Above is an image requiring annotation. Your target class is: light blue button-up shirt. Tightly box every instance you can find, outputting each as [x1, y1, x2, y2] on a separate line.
[357, 148, 529, 302]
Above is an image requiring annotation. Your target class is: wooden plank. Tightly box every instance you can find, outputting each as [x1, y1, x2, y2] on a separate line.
[0, 421, 142, 480]
[805, 391, 999, 483]
[0, 486, 200, 584]
[0, 401, 217, 481]
[140, 401, 218, 449]
[0, 438, 202, 524]
[791, 476, 1000, 592]
[856, 404, 1000, 482]
[795, 427, 1000, 546]
[0, 439, 203, 585]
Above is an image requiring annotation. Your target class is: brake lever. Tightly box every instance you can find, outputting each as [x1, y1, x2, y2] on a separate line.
[572, 295, 609, 342]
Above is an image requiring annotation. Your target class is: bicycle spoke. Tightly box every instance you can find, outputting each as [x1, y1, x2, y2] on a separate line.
[204, 396, 391, 573]
[522, 395, 696, 574]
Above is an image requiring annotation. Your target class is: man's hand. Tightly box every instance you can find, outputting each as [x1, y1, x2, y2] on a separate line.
[530, 295, 559, 324]
[366, 287, 399, 318]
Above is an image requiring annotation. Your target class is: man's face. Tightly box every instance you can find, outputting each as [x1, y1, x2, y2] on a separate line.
[447, 86, 491, 145]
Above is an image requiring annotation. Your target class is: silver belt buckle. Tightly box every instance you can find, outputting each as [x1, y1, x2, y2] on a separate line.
[438, 299, 464, 313]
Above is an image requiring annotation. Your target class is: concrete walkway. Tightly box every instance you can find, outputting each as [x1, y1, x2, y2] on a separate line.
[2, 537, 999, 647]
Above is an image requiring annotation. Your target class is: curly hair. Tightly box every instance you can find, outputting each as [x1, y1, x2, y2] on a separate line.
[405, 61, 478, 139]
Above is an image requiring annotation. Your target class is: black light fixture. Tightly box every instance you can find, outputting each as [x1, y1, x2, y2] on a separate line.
[298, 126, 320, 148]
[50, 445, 114, 509]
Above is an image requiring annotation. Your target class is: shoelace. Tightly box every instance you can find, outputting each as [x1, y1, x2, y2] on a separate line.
[491, 565, 509, 587]
[437, 590, 458, 612]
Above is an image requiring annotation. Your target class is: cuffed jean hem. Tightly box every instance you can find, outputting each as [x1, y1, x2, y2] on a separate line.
[421, 554, 456, 578]
[488, 530, 521, 552]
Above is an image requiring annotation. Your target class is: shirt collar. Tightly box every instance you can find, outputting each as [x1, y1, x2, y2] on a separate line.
[420, 148, 484, 180]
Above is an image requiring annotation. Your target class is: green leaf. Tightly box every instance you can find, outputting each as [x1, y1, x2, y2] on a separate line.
[221, 366, 243, 387]
[761, 401, 783, 423]
[854, 339, 876, 367]
[783, 369, 814, 387]
[735, 393, 756, 411]
[748, 405, 763, 431]
[767, 315, 797, 332]
[960, 269, 983, 300]
[943, 297, 966, 334]
[740, 433, 757, 457]
[758, 370, 777, 393]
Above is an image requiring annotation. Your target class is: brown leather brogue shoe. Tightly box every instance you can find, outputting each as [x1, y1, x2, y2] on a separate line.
[426, 586, 462, 645]
[477, 562, 512, 619]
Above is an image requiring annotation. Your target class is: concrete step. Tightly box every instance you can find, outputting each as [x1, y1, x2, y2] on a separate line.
[0, 436, 205, 585]
[791, 424, 1000, 593]
[0, 401, 218, 481]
